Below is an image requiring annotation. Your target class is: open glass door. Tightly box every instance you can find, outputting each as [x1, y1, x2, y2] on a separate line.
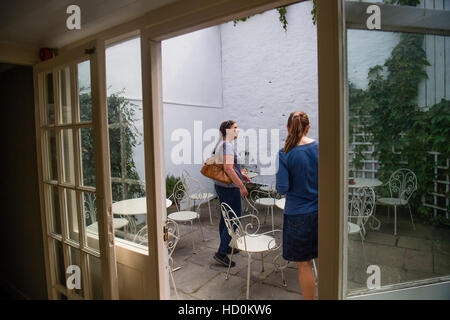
[343, 0, 450, 299]
[34, 40, 119, 299]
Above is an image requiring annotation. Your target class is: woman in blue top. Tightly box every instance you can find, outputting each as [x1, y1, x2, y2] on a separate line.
[276, 111, 318, 300]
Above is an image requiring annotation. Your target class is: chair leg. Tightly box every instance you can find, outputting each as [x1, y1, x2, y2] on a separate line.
[169, 268, 179, 300]
[208, 200, 213, 225]
[394, 205, 397, 236]
[190, 220, 196, 253]
[408, 204, 416, 231]
[226, 247, 235, 280]
[271, 206, 274, 234]
[312, 259, 318, 281]
[197, 216, 206, 242]
[246, 253, 252, 300]
[387, 206, 390, 223]
[261, 253, 264, 272]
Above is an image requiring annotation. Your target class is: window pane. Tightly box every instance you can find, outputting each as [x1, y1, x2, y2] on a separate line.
[78, 60, 92, 122]
[80, 128, 95, 187]
[45, 72, 55, 125]
[83, 192, 99, 252]
[58, 67, 72, 124]
[46, 185, 61, 235]
[106, 37, 148, 246]
[45, 129, 58, 181]
[345, 26, 450, 295]
[63, 188, 79, 243]
[51, 240, 65, 288]
[87, 255, 103, 299]
[61, 129, 75, 185]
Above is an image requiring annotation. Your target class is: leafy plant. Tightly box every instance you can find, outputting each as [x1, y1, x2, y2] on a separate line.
[79, 89, 145, 222]
[234, 6, 290, 31]
[166, 175, 182, 200]
[349, 29, 450, 226]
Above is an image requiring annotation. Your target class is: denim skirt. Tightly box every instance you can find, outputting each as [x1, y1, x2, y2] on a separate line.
[282, 212, 318, 262]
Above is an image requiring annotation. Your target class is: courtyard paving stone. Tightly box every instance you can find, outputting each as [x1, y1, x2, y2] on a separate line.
[397, 236, 432, 251]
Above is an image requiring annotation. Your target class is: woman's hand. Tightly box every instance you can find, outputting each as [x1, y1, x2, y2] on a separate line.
[240, 185, 248, 197]
[242, 174, 251, 183]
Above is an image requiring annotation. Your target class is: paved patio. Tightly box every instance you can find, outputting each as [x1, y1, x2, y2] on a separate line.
[166, 199, 450, 299]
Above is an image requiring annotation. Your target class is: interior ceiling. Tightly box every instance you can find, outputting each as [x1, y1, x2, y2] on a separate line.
[0, 0, 177, 49]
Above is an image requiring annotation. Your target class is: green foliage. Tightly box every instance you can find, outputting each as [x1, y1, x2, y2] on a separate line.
[233, 6, 289, 31]
[311, 0, 317, 25]
[80, 89, 145, 222]
[166, 175, 182, 199]
[349, 31, 450, 226]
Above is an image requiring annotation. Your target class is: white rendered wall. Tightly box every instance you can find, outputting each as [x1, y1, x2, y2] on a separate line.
[220, 1, 318, 185]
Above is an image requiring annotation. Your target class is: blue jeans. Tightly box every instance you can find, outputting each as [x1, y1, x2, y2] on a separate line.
[215, 184, 242, 256]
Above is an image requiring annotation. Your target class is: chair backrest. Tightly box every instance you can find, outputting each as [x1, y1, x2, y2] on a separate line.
[170, 179, 189, 211]
[388, 168, 417, 201]
[181, 175, 203, 197]
[220, 202, 261, 241]
[167, 219, 180, 260]
[349, 186, 376, 227]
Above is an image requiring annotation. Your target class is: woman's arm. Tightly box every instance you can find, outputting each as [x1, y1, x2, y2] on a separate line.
[224, 154, 248, 196]
[276, 150, 289, 195]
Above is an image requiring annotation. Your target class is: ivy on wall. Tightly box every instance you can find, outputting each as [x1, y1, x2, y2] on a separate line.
[233, 6, 289, 30]
[349, 30, 450, 227]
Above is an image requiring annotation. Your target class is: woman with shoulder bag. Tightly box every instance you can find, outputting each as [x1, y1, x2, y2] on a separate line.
[213, 120, 251, 267]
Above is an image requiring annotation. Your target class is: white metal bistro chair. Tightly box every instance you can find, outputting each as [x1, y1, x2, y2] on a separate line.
[181, 170, 217, 225]
[133, 219, 181, 299]
[220, 202, 284, 300]
[348, 186, 377, 240]
[168, 179, 206, 252]
[247, 189, 280, 233]
[348, 186, 376, 266]
[376, 169, 417, 236]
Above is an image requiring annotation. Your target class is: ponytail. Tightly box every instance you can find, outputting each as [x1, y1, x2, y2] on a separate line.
[283, 111, 310, 154]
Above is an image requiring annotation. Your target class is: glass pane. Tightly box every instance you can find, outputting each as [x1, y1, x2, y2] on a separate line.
[63, 188, 79, 242]
[52, 240, 66, 288]
[83, 192, 99, 251]
[80, 128, 95, 187]
[45, 129, 58, 181]
[345, 26, 450, 295]
[67, 247, 83, 297]
[47, 185, 61, 235]
[78, 60, 92, 122]
[61, 129, 75, 184]
[109, 127, 122, 179]
[45, 72, 55, 125]
[59, 67, 72, 124]
[87, 255, 103, 299]
[106, 37, 147, 246]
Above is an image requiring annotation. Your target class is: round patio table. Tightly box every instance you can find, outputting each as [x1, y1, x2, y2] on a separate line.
[348, 178, 382, 189]
[275, 198, 285, 210]
[112, 197, 172, 215]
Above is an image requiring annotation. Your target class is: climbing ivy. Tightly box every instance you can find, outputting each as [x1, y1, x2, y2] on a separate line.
[233, 6, 289, 31]
[349, 30, 450, 227]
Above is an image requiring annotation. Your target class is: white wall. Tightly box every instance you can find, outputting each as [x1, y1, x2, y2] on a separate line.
[220, 1, 318, 185]
[162, 26, 223, 192]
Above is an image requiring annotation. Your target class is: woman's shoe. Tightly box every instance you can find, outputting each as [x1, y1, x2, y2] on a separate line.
[214, 253, 236, 267]
[226, 246, 240, 254]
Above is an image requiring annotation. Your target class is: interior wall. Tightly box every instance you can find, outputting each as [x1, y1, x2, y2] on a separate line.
[0, 63, 47, 299]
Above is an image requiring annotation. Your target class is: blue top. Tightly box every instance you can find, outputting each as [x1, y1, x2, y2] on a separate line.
[276, 141, 318, 215]
[214, 141, 243, 188]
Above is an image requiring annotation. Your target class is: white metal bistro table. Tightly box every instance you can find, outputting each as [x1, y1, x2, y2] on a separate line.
[112, 197, 172, 233]
[348, 178, 382, 189]
[275, 198, 285, 211]
[112, 197, 172, 215]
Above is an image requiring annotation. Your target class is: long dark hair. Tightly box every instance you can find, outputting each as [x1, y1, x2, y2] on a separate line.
[283, 111, 310, 154]
[219, 120, 236, 138]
